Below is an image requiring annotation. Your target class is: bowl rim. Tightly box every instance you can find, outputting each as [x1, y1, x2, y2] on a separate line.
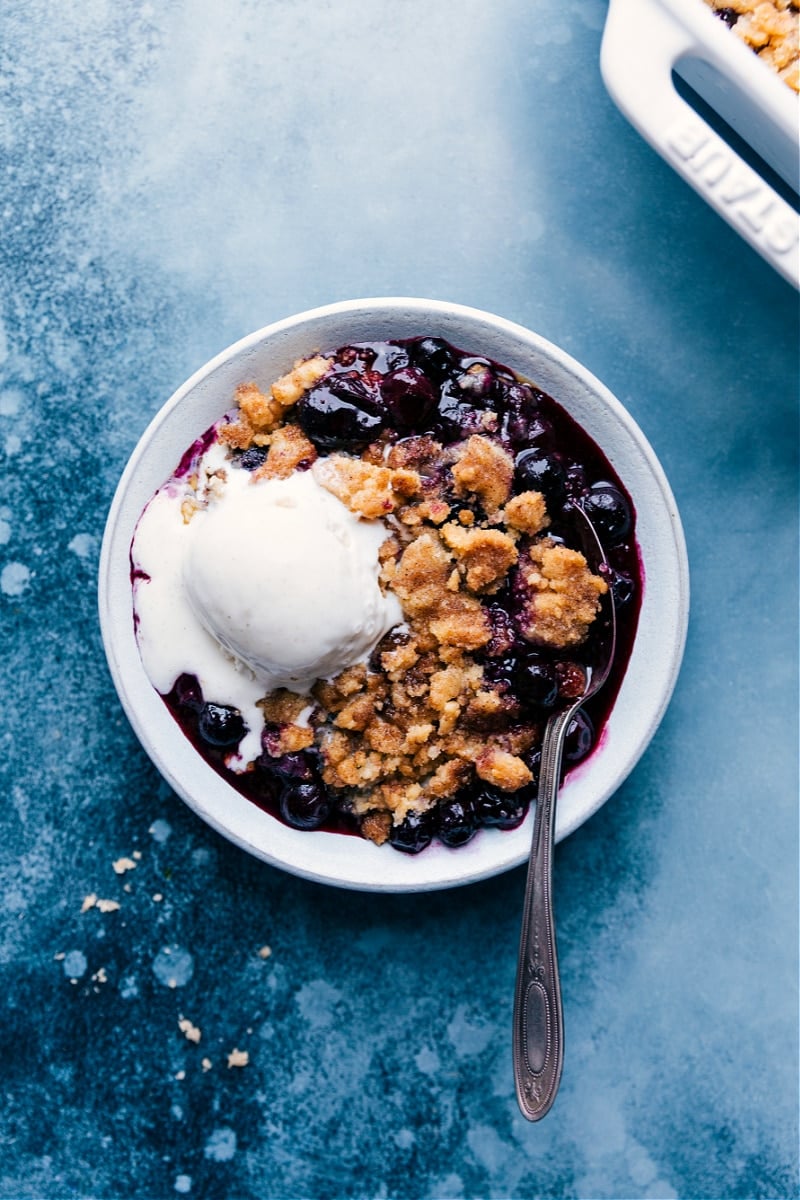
[99, 297, 690, 892]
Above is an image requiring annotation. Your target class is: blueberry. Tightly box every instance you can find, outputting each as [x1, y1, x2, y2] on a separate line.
[715, 6, 739, 27]
[498, 386, 550, 446]
[609, 568, 635, 607]
[173, 673, 203, 712]
[388, 808, 435, 854]
[279, 780, 332, 830]
[333, 344, 378, 370]
[436, 794, 477, 847]
[474, 786, 530, 830]
[198, 703, 247, 748]
[380, 344, 411, 372]
[434, 378, 487, 442]
[484, 604, 517, 657]
[262, 751, 317, 782]
[555, 660, 587, 701]
[481, 654, 517, 691]
[406, 336, 454, 384]
[563, 710, 594, 764]
[296, 374, 385, 451]
[525, 745, 542, 787]
[563, 461, 588, 500]
[514, 656, 559, 708]
[581, 483, 632, 544]
[237, 445, 269, 471]
[514, 449, 567, 508]
[379, 366, 437, 430]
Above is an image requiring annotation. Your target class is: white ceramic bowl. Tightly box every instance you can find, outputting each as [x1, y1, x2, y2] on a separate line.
[99, 298, 689, 892]
[601, 0, 799, 288]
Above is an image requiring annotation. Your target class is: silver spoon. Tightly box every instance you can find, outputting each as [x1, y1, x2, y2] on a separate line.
[512, 504, 617, 1121]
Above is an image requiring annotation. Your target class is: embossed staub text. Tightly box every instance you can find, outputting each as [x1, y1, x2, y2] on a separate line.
[665, 114, 799, 258]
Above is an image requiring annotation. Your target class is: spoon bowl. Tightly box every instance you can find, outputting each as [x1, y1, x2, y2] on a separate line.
[512, 503, 617, 1121]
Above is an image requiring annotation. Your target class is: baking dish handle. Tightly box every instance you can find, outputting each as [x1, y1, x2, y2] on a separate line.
[601, 0, 799, 288]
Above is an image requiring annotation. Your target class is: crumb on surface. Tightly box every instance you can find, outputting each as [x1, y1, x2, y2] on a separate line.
[271, 355, 332, 406]
[178, 1017, 202, 1044]
[227, 1048, 249, 1069]
[112, 856, 137, 875]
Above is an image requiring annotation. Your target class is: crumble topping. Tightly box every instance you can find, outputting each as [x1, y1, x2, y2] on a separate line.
[517, 539, 608, 648]
[703, 0, 800, 90]
[451, 434, 515, 517]
[112, 856, 138, 875]
[221, 355, 334, 445]
[139, 338, 628, 852]
[252, 424, 317, 481]
[179, 1017, 202, 1044]
[313, 454, 421, 518]
[192, 357, 610, 837]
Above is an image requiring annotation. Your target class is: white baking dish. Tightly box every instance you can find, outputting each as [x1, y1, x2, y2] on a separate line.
[601, 0, 799, 287]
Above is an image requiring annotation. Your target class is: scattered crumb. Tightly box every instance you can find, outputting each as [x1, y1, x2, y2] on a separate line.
[91, 968, 108, 984]
[201, 1058, 212, 1072]
[227, 1048, 249, 1069]
[257, 945, 272, 960]
[153, 893, 163, 902]
[175, 1070, 186, 1081]
[178, 1017, 202, 1044]
[81, 894, 97, 913]
[96, 899, 121, 913]
[112, 856, 137, 875]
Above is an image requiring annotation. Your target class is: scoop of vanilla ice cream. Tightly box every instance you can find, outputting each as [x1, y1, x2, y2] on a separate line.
[183, 466, 402, 692]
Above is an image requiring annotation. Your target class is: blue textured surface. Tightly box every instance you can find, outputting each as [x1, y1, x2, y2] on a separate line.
[0, 3, 797, 1198]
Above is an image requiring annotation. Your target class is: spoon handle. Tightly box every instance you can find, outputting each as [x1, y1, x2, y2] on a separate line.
[512, 705, 573, 1121]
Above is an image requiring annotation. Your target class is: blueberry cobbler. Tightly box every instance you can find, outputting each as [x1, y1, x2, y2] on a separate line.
[132, 337, 641, 854]
[704, 1, 800, 90]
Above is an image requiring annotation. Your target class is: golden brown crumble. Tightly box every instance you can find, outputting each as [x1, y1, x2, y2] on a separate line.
[504, 489, 550, 535]
[221, 355, 333, 444]
[703, 0, 800, 89]
[259, 689, 315, 753]
[313, 454, 421, 519]
[451, 435, 514, 517]
[253, 424, 317, 481]
[439, 523, 519, 593]
[207, 355, 608, 837]
[517, 538, 608, 648]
